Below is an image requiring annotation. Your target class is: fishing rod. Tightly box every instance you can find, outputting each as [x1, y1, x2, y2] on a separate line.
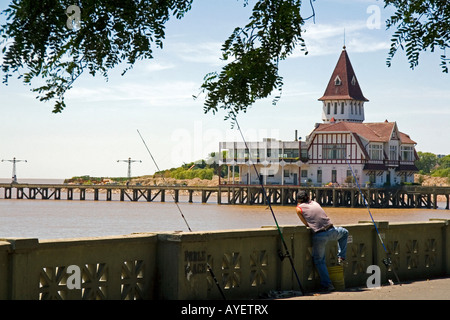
[344, 156, 401, 285]
[137, 129, 192, 232]
[233, 117, 305, 295]
[137, 129, 227, 299]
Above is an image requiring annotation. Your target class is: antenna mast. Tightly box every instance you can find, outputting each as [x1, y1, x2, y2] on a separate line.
[1, 157, 27, 183]
[117, 157, 142, 180]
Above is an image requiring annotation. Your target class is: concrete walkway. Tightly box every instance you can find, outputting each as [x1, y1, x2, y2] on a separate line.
[284, 277, 450, 300]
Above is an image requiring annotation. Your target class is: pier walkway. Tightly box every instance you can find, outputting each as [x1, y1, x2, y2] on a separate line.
[0, 183, 449, 209]
[284, 276, 450, 300]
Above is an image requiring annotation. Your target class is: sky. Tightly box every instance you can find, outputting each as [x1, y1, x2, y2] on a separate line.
[0, 0, 449, 180]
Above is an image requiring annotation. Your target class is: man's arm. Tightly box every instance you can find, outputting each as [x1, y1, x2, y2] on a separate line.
[296, 206, 309, 228]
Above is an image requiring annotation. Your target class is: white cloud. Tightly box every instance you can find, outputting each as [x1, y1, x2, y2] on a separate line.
[66, 80, 200, 107]
[290, 21, 389, 57]
[145, 62, 176, 72]
[171, 41, 226, 66]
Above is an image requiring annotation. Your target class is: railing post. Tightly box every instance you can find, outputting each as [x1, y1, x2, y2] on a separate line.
[6, 238, 40, 299]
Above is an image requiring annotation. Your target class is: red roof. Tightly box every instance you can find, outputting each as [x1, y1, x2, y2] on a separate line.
[318, 48, 368, 102]
[312, 121, 416, 144]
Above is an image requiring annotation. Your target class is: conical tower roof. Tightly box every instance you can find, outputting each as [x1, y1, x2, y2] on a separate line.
[318, 47, 368, 102]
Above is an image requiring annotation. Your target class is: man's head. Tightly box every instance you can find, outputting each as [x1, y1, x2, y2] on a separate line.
[297, 190, 309, 203]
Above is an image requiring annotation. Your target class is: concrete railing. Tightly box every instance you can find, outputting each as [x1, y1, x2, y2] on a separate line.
[1, 219, 449, 300]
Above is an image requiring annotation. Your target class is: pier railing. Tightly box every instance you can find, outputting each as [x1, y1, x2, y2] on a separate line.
[1, 219, 449, 299]
[0, 183, 449, 209]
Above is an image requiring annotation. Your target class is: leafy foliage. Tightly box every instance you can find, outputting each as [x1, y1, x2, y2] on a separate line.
[155, 157, 223, 180]
[432, 154, 450, 179]
[385, 0, 450, 73]
[0, 0, 307, 118]
[0, 0, 193, 112]
[196, 0, 308, 121]
[1, 0, 448, 118]
[415, 151, 438, 174]
[416, 151, 450, 178]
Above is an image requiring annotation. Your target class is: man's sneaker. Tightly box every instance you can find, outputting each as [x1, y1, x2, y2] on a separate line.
[337, 257, 348, 266]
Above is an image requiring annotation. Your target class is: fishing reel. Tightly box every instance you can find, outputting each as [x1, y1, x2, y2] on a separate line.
[383, 257, 392, 267]
[278, 249, 289, 261]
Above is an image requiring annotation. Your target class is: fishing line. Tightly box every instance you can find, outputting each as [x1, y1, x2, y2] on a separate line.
[345, 156, 401, 284]
[137, 129, 227, 299]
[137, 129, 192, 232]
[233, 117, 305, 295]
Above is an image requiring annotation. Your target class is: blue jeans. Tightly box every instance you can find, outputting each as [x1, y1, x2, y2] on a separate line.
[312, 226, 348, 288]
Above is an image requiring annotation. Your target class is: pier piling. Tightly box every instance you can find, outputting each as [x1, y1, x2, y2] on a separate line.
[0, 183, 448, 209]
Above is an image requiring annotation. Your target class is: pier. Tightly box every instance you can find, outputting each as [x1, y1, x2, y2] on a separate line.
[0, 183, 449, 209]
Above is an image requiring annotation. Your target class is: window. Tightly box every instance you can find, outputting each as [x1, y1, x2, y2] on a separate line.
[236, 149, 249, 160]
[280, 149, 299, 161]
[401, 146, 414, 161]
[368, 144, 383, 160]
[317, 170, 322, 184]
[351, 76, 356, 86]
[250, 148, 259, 160]
[327, 103, 331, 114]
[390, 145, 398, 160]
[331, 170, 337, 183]
[351, 103, 354, 114]
[301, 149, 308, 160]
[284, 170, 290, 178]
[323, 144, 346, 159]
[334, 102, 337, 114]
[341, 102, 344, 114]
[335, 76, 342, 86]
[285, 149, 299, 159]
[301, 170, 308, 178]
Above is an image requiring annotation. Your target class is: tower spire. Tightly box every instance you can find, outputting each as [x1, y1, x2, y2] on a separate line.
[318, 48, 368, 123]
[343, 28, 346, 50]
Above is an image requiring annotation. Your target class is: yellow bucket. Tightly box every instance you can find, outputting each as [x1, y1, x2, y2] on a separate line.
[328, 265, 345, 290]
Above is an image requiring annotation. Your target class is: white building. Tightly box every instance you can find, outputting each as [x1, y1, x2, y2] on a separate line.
[219, 138, 307, 185]
[219, 47, 418, 187]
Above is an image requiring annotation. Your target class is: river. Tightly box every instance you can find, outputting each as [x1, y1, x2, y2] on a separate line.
[1, 179, 449, 240]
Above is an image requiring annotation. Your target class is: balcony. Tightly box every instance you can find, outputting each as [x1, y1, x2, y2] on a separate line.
[363, 159, 418, 171]
[385, 160, 399, 167]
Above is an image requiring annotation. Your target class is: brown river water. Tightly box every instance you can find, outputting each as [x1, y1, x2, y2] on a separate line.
[1, 179, 449, 240]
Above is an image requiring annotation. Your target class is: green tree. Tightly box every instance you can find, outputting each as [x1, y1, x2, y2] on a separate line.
[1, 0, 448, 118]
[385, 0, 450, 73]
[0, 0, 194, 113]
[438, 154, 450, 169]
[431, 154, 450, 179]
[415, 151, 438, 174]
[196, 0, 307, 121]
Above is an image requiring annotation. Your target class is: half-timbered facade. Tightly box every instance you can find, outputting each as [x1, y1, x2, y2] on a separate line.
[304, 120, 418, 186]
